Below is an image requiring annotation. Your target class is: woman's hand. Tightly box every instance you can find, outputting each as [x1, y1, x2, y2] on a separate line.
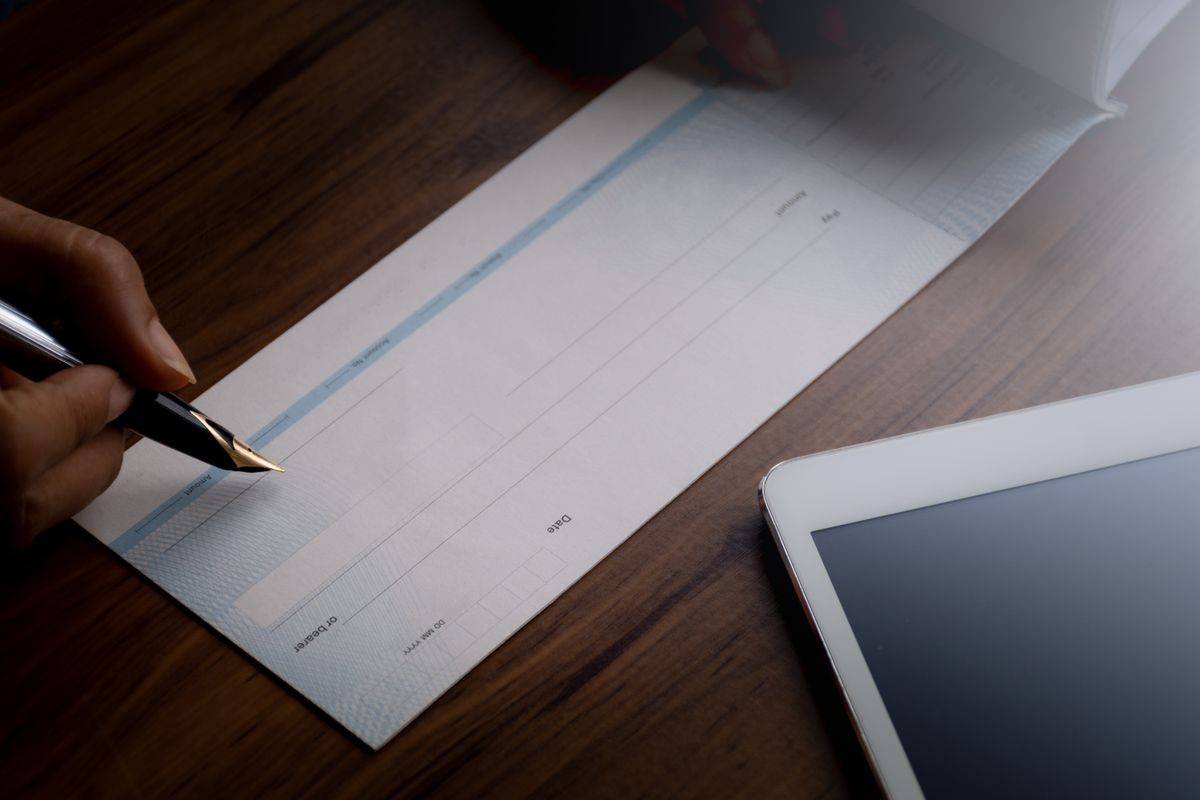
[0, 196, 194, 549]
[666, 0, 855, 85]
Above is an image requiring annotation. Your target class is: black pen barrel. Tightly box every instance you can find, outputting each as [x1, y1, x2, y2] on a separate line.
[118, 391, 239, 471]
[0, 298, 283, 473]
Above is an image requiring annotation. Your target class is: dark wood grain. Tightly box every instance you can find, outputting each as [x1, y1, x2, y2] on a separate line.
[3, 1, 1200, 797]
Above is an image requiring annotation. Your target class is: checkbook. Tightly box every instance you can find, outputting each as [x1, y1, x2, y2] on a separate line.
[79, 0, 1185, 748]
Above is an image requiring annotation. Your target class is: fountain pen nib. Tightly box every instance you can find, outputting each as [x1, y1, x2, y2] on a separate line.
[190, 411, 286, 473]
[229, 435, 286, 473]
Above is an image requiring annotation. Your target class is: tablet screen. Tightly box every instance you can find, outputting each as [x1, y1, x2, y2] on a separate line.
[813, 446, 1200, 799]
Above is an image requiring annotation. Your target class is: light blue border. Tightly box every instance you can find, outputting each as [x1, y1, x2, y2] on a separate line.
[111, 89, 718, 556]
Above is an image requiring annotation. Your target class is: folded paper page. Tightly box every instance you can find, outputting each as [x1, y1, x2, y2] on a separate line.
[80, 8, 1115, 748]
[905, 0, 1189, 107]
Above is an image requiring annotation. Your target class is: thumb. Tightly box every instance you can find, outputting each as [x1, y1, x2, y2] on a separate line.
[0, 199, 196, 391]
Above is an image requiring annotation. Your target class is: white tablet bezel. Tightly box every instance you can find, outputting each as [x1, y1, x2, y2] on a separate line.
[759, 371, 1200, 800]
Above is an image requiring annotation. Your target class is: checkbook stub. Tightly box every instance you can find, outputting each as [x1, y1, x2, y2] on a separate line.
[78, 4, 1126, 748]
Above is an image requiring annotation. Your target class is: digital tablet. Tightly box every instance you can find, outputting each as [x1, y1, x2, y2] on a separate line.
[760, 372, 1200, 800]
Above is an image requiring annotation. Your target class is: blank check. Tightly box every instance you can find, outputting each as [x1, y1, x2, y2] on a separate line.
[80, 6, 1129, 748]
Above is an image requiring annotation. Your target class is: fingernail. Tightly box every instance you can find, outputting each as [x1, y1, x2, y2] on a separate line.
[819, 7, 851, 50]
[107, 378, 135, 423]
[744, 29, 789, 86]
[147, 317, 196, 385]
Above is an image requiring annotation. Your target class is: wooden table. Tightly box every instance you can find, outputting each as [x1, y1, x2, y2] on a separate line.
[3, 2, 1199, 796]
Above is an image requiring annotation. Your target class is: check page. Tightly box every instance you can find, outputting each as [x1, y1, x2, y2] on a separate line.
[79, 10, 1106, 748]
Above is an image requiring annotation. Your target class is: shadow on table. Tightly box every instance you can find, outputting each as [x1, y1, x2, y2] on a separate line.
[481, 0, 873, 83]
[480, 0, 689, 79]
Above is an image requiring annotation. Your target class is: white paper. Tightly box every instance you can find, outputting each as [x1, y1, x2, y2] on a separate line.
[79, 10, 1109, 748]
[1104, 0, 1191, 93]
[906, 0, 1189, 107]
[906, 0, 1114, 102]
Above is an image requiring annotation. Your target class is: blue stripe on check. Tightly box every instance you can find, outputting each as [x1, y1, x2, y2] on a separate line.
[110, 88, 717, 555]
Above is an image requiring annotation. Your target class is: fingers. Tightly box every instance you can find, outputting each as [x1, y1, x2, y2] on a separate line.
[678, 1, 861, 84]
[0, 196, 195, 391]
[17, 427, 126, 549]
[0, 366, 132, 548]
[0, 365, 30, 390]
[0, 365, 133, 481]
[692, 0, 789, 85]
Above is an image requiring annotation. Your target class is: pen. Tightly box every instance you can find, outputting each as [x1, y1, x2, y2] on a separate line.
[0, 298, 284, 474]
